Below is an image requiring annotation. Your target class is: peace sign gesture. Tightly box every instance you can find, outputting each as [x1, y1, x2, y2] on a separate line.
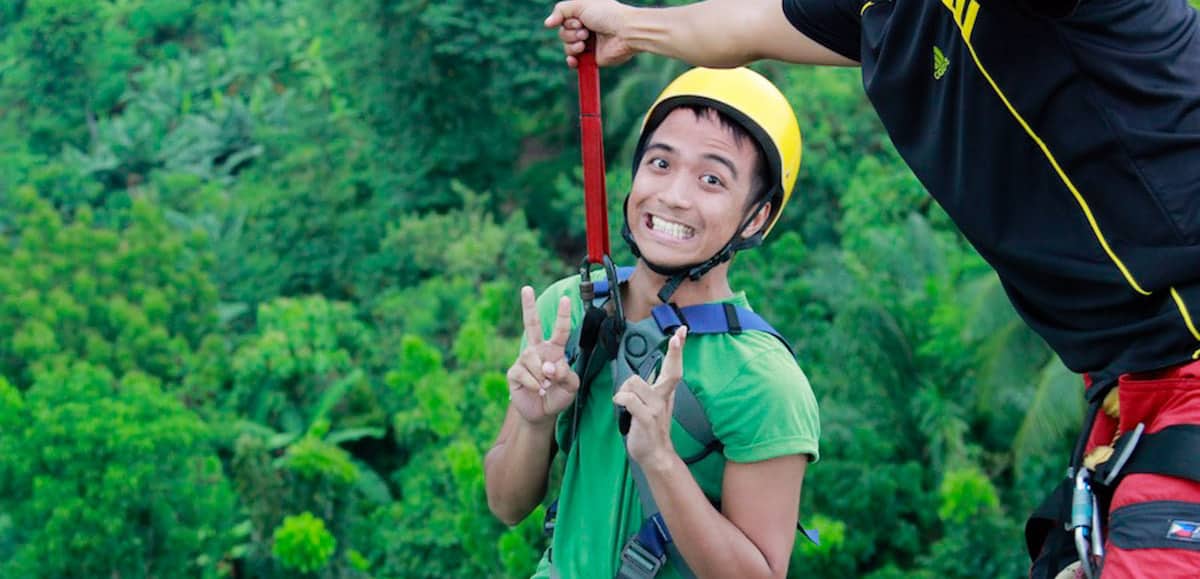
[613, 326, 688, 467]
[506, 286, 581, 426]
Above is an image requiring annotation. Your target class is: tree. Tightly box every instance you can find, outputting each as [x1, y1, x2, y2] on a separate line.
[0, 364, 236, 577]
[225, 295, 387, 578]
[0, 188, 218, 391]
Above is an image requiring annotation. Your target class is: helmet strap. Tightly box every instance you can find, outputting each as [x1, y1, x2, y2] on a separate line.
[621, 194, 772, 303]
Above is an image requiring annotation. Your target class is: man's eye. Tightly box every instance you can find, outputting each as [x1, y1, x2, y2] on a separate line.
[648, 157, 668, 169]
[702, 174, 724, 187]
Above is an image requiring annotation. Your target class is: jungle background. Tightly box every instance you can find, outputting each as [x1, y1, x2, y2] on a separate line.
[5, 1, 1197, 577]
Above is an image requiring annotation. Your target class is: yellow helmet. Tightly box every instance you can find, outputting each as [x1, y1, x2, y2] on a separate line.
[636, 67, 802, 236]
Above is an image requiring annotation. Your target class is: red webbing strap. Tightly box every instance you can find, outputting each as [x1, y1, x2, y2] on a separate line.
[577, 39, 609, 263]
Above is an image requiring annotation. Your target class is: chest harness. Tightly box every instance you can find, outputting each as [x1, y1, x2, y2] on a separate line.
[542, 266, 817, 579]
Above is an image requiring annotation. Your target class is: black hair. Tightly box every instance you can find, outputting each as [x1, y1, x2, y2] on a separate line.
[637, 104, 773, 215]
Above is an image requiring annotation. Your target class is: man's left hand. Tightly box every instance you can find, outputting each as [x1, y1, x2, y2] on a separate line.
[613, 326, 687, 469]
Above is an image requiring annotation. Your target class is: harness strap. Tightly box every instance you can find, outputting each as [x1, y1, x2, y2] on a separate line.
[551, 264, 806, 578]
[1094, 424, 1200, 488]
[593, 267, 792, 353]
[613, 316, 699, 579]
[619, 464, 688, 579]
[591, 267, 636, 297]
[652, 303, 794, 356]
[561, 302, 614, 457]
[673, 379, 721, 465]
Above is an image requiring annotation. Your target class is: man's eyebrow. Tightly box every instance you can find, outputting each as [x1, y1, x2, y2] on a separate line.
[644, 142, 675, 155]
[702, 153, 739, 182]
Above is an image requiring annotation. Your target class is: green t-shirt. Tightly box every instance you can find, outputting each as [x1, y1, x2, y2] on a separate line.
[527, 274, 820, 579]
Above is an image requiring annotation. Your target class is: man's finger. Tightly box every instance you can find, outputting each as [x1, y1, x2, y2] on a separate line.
[654, 327, 687, 389]
[507, 364, 541, 395]
[556, 23, 587, 41]
[544, 0, 579, 28]
[519, 348, 548, 385]
[613, 390, 650, 417]
[555, 358, 580, 393]
[625, 374, 667, 416]
[618, 374, 647, 392]
[521, 286, 543, 346]
[565, 40, 586, 56]
[548, 296, 573, 348]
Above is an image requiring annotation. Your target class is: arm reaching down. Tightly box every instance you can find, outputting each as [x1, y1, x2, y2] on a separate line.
[545, 0, 859, 69]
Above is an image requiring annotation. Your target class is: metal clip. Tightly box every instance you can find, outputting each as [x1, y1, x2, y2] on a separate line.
[616, 539, 666, 579]
[1071, 468, 1104, 579]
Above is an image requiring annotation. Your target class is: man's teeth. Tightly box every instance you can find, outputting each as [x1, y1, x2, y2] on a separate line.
[651, 215, 694, 240]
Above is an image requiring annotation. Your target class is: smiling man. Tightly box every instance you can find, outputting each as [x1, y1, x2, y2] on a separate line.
[484, 67, 820, 578]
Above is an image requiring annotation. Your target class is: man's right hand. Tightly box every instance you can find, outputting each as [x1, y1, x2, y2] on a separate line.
[545, 0, 638, 68]
[506, 286, 581, 426]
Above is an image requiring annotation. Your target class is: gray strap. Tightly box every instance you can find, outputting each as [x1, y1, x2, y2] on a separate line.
[672, 380, 719, 464]
[613, 318, 667, 522]
[614, 317, 699, 579]
[625, 450, 697, 579]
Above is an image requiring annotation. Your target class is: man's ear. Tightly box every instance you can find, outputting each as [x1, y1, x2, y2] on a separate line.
[741, 201, 772, 239]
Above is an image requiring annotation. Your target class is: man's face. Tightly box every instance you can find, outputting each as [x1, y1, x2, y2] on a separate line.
[628, 108, 768, 269]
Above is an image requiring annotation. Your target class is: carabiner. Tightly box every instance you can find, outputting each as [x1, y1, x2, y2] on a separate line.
[1071, 468, 1102, 579]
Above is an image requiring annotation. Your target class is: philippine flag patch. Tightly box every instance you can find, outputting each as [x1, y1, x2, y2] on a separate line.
[1167, 520, 1200, 542]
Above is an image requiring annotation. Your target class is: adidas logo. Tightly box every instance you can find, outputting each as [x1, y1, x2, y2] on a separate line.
[934, 46, 949, 80]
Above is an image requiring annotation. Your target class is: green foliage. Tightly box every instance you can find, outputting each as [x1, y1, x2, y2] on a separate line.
[0, 189, 218, 389]
[273, 512, 338, 574]
[938, 466, 1001, 523]
[0, 364, 235, 577]
[1, 0, 121, 150]
[790, 514, 850, 578]
[283, 432, 361, 486]
[0, 1, 1104, 576]
[230, 296, 375, 431]
[384, 0, 572, 210]
[226, 295, 389, 578]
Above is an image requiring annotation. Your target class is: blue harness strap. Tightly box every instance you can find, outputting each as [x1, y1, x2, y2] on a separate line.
[595, 266, 795, 356]
[651, 302, 794, 356]
[591, 266, 635, 297]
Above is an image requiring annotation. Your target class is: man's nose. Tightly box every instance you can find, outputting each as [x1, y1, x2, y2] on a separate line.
[657, 175, 692, 209]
